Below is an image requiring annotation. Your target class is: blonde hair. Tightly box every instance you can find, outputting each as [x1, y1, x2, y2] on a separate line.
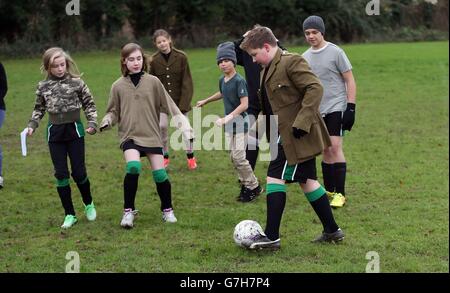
[152, 29, 173, 48]
[120, 43, 148, 76]
[240, 26, 277, 51]
[41, 47, 81, 79]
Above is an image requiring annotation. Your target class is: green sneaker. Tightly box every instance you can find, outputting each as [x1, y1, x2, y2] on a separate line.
[61, 215, 78, 229]
[84, 202, 97, 221]
[330, 193, 346, 208]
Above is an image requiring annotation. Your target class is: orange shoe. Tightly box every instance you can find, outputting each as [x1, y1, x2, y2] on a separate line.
[187, 157, 197, 170]
[164, 158, 170, 168]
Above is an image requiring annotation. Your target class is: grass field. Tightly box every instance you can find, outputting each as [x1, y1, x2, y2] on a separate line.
[0, 41, 448, 272]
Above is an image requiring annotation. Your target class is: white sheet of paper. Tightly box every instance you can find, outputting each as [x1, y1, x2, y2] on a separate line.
[20, 128, 28, 156]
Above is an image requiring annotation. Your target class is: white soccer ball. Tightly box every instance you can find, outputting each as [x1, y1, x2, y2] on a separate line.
[233, 220, 264, 247]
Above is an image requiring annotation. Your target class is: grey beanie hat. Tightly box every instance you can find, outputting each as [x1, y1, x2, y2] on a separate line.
[216, 41, 237, 65]
[302, 15, 325, 34]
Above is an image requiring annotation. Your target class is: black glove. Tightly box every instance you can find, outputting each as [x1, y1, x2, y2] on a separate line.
[292, 127, 308, 139]
[342, 103, 356, 131]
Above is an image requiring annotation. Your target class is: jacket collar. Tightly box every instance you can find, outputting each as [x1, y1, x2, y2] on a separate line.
[154, 49, 178, 66]
[48, 73, 70, 81]
[261, 48, 283, 85]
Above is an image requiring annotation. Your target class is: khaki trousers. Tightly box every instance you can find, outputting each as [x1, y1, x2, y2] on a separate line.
[225, 131, 259, 190]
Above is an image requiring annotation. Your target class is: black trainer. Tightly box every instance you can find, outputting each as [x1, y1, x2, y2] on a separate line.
[241, 185, 263, 203]
[311, 228, 345, 243]
[236, 185, 246, 202]
[242, 234, 281, 250]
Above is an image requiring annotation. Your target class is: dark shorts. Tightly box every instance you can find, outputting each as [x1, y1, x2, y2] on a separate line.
[267, 142, 317, 184]
[323, 111, 344, 137]
[121, 140, 163, 157]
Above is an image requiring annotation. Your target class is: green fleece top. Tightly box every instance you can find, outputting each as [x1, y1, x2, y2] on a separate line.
[101, 73, 194, 148]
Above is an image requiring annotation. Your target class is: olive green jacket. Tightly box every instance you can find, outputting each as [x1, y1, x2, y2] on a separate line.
[262, 48, 331, 164]
[149, 48, 193, 113]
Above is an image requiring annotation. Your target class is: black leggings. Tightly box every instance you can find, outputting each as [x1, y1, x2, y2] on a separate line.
[48, 137, 87, 183]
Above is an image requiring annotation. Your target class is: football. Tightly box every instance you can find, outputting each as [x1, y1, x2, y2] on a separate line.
[233, 220, 264, 247]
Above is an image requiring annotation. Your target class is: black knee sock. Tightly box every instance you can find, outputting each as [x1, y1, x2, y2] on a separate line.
[334, 162, 346, 195]
[57, 185, 75, 216]
[264, 192, 286, 240]
[124, 173, 139, 210]
[309, 194, 339, 233]
[76, 178, 93, 206]
[246, 145, 259, 171]
[321, 162, 335, 192]
[156, 179, 172, 211]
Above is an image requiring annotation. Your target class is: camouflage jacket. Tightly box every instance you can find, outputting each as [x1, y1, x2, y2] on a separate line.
[28, 74, 97, 130]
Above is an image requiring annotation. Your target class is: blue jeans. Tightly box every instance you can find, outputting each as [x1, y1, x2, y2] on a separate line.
[0, 109, 5, 176]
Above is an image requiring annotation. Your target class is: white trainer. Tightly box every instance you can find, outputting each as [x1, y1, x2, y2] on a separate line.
[0, 176, 3, 189]
[162, 208, 177, 223]
[120, 208, 138, 228]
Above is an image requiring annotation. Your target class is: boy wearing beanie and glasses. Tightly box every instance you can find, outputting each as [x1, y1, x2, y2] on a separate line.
[196, 42, 262, 203]
[302, 15, 357, 208]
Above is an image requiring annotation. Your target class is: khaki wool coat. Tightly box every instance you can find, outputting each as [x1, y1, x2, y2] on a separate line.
[262, 48, 331, 164]
[149, 48, 193, 113]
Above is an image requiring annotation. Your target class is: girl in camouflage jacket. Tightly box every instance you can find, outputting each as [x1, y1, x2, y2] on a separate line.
[27, 47, 98, 229]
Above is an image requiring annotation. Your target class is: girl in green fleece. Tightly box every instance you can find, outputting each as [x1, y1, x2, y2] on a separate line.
[100, 43, 194, 229]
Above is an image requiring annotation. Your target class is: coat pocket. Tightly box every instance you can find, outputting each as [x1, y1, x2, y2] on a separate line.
[269, 82, 298, 108]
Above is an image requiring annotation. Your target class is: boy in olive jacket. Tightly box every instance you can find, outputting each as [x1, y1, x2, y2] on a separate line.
[239, 26, 344, 250]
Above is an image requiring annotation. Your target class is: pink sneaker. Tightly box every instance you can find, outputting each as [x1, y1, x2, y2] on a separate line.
[163, 158, 170, 168]
[187, 157, 197, 170]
